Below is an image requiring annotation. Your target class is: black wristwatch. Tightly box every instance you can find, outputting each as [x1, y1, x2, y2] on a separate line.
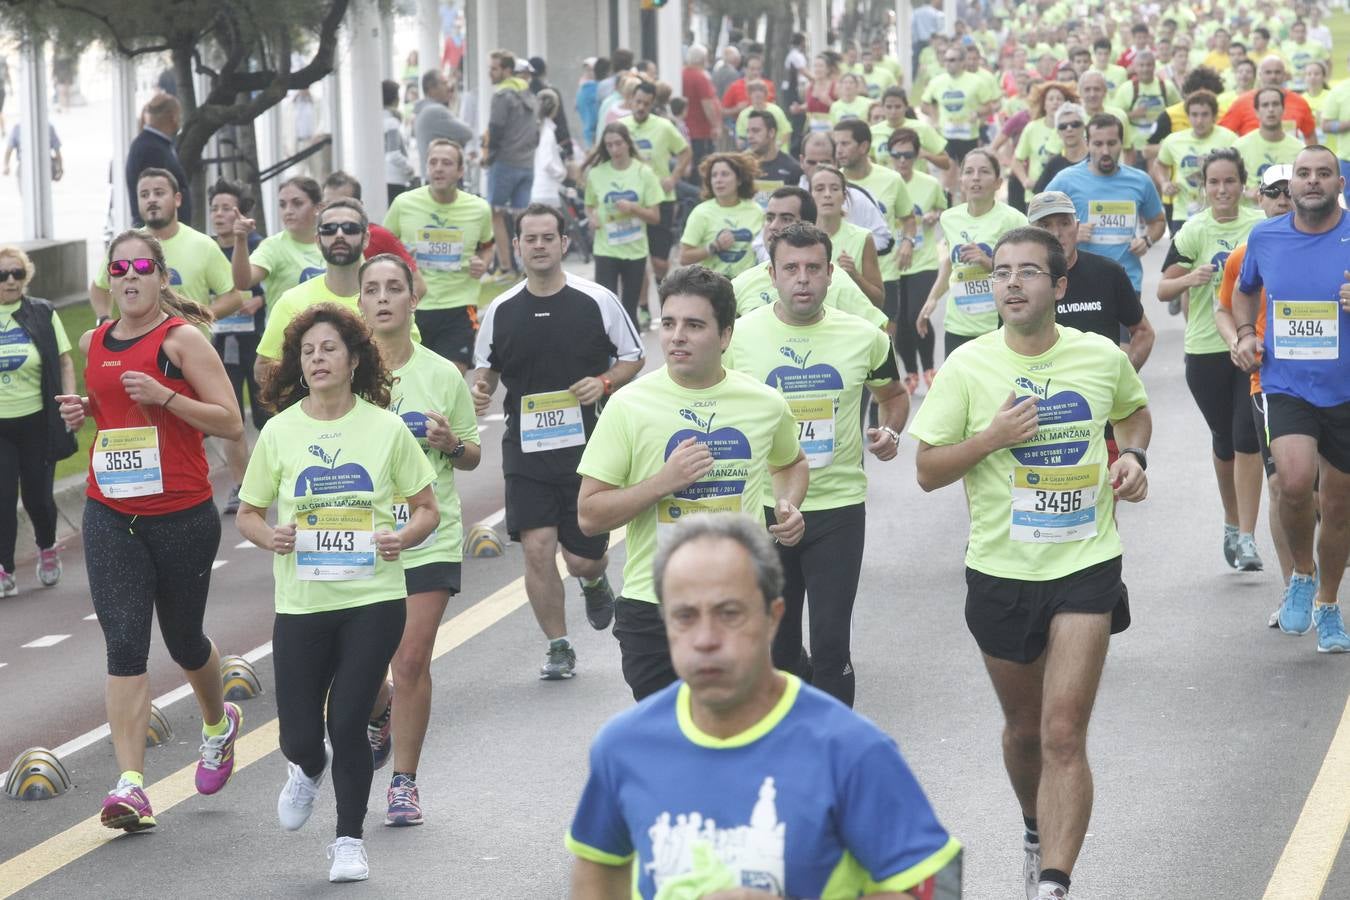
[1120, 447, 1148, 470]
[447, 442, 467, 459]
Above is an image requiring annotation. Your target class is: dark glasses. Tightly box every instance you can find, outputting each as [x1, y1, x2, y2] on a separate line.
[1057, 120, 1085, 130]
[1260, 186, 1290, 198]
[107, 258, 160, 277]
[889, 149, 917, 159]
[0, 268, 25, 282]
[318, 222, 365, 236]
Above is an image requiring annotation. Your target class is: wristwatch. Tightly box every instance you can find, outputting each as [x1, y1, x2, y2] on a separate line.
[880, 426, 901, 445]
[447, 442, 467, 459]
[599, 375, 614, 395]
[1120, 447, 1148, 470]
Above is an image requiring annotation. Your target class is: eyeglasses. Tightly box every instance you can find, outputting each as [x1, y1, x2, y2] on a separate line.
[889, 149, 917, 159]
[1260, 185, 1290, 198]
[0, 268, 25, 282]
[107, 258, 161, 278]
[318, 221, 365, 236]
[1057, 120, 1085, 130]
[991, 265, 1055, 283]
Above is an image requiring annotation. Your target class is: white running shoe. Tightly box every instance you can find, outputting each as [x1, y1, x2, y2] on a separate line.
[277, 743, 331, 831]
[327, 836, 369, 882]
[1024, 839, 1041, 900]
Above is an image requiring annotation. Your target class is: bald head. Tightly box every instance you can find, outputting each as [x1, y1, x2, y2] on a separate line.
[1258, 55, 1288, 87]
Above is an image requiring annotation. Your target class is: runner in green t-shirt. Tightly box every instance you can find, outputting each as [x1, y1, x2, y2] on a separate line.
[722, 222, 907, 707]
[1234, 89, 1307, 203]
[920, 48, 999, 197]
[619, 82, 693, 283]
[1110, 52, 1178, 151]
[576, 264, 807, 701]
[236, 302, 438, 883]
[887, 127, 949, 391]
[829, 73, 874, 124]
[1153, 91, 1238, 225]
[355, 253, 480, 828]
[872, 87, 951, 176]
[229, 175, 325, 310]
[584, 124, 664, 327]
[678, 152, 765, 279]
[909, 225, 1149, 900]
[810, 165, 883, 306]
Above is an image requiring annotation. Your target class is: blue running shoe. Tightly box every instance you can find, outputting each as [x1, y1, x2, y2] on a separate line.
[1315, 605, 1350, 653]
[1278, 572, 1317, 635]
[368, 684, 393, 770]
[1223, 525, 1240, 569]
[385, 773, 424, 826]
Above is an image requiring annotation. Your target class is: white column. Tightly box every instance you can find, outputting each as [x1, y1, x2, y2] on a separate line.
[417, 0, 442, 82]
[944, 0, 958, 35]
[18, 36, 53, 240]
[471, 0, 499, 195]
[894, 0, 913, 87]
[616, 0, 632, 51]
[380, 7, 397, 81]
[807, 0, 828, 57]
[525, 0, 547, 61]
[108, 52, 137, 239]
[344, 2, 389, 221]
[255, 106, 283, 233]
[656, 1, 683, 90]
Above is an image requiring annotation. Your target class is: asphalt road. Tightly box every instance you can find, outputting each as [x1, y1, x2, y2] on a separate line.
[2, 249, 1348, 899]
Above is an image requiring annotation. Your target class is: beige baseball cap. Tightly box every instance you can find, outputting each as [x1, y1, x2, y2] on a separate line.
[1026, 191, 1077, 223]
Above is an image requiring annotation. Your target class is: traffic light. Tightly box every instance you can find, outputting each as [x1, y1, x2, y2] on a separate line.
[640, 0, 669, 9]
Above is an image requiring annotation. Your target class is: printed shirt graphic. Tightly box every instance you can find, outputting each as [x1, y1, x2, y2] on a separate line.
[0, 301, 71, 418]
[680, 200, 765, 278]
[1156, 127, 1238, 221]
[1014, 118, 1063, 186]
[239, 397, 435, 614]
[921, 71, 996, 141]
[846, 164, 913, 280]
[1045, 161, 1163, 292]
[94, 223, 234, 305]
[938, 202, 1029, 337]
[724, 305, 895, 511]
[390, 344, 480, 566]
[732, 261, 888, 329]
[1172, 206, 1264, 355]
[576, 366, 800, 604]
[384, 186, 494, 310]
[566, 675, 962, 899]
[909, 326, 1148, 581]
[585, 160, 665, 260]
[899, 170, 949, 275]
[618, 114, 689, 203]
[249, 229, 326, 310]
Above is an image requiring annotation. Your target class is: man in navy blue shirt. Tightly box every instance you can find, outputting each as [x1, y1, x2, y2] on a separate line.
[127, 93, 191, 227]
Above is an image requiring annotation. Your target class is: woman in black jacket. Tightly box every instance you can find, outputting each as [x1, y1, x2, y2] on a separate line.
[0, 246, 77, 596]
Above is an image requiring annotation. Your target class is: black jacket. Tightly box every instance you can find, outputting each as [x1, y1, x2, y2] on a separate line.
[11, 296, 78, 463]
[126, 128, 192, 226]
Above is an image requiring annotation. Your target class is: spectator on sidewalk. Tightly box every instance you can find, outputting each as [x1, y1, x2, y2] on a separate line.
[484, 50, 540, 280]
[126, 94, 191, 227]
[683, 45, 721, 167]
[383, 80, 415, 206]
[414, 70, 474, 177]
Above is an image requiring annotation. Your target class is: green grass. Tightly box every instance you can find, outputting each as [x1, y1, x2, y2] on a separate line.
[1333, 12, 1350, 79]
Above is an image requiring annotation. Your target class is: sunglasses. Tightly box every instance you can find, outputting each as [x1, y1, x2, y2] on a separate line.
[0, 268, 25, 282]
[318, 222, 365, 236]
[889, 149, 917, 159]
[107, 258, 161, 278]
[1260, 186, 1290, 198]
[1057, 120, 1085, 130]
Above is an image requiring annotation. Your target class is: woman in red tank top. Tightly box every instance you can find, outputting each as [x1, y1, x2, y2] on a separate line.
[57, 230, 244, 832]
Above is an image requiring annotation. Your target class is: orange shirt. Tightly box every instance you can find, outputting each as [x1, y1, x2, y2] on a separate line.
[1218, 89, 1316, 141]
[1217, 242, 1266, 394]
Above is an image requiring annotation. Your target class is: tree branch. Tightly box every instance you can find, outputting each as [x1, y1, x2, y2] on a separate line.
[49, 0, 169, 56]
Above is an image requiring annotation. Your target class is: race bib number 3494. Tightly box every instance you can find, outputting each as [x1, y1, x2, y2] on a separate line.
[1273, 300, 1339, 360]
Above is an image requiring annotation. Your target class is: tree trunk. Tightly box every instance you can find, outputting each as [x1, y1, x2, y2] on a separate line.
[170, 42, 205, 230]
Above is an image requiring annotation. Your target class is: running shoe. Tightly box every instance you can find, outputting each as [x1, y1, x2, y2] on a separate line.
[923, 368, 936, 388]
[1278, 571, 1318, 635]
[1023, 839, 1041, 900]
[1234, 534, 1264, 572]
[540, 639, 576, 680]
[1268, 604, 1282, 628]
[385, 773, 424, 827]
[368, 685, 393, 770]
[581, 574, 616, 630]
[1314, 604, 1350, 653]
[36, 547, 61, 587]
[903, 373, 920, 395]
[223, 485, 241, 515]
[278, 743, 331, 831]
[101, 782, 157, 832]
[196, 702, 243, 795]
[0, 568, 15, 598]
[327, 836, 370, 882]
[1223, 525, 1240, 569]
[1037, 885, 1069, 899]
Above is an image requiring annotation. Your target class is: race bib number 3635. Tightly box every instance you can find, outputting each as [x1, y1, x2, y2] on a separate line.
[92, 427, 163, 498]
[1010, 465, 1099, 543]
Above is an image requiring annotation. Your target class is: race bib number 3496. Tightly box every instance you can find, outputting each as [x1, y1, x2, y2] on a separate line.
[1010, 465, 1099, 543]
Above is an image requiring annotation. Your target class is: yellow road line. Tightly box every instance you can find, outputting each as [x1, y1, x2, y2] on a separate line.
[1262, 689, 1350, 900]
[0, 529, 623, 898]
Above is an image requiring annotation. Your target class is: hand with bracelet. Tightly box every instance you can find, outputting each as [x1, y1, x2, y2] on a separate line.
[1231, 323, 1262, 373]
[120, 370, 178, 408]
[864, 424, 903, 461]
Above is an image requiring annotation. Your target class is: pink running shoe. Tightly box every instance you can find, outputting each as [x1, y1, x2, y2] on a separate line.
[36, 546, 62, 587]
[196, 702, 243, 795]
[101, 783, 157, 832]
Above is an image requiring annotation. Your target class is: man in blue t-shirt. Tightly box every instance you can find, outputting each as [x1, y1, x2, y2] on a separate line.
[566, 514, 961, 899]
[1045, 114, 1166, 297]
[1231, 145, 1350, 654]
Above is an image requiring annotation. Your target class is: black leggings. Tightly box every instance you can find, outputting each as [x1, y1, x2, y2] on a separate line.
[273, 598, 406, 839]
[85, 498, 219, 677]
[898, 270, 939, 374]
[769, 503, 865, 708]
[1184, 351, 1259, 460]
[214, 331, 269, 429]
[595, 255, 646, 330]
[0, 410, 57, 571]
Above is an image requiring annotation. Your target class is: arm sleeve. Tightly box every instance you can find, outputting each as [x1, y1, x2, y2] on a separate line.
[446, 373, 481, 444]
[255, 298, 291, 360]
[1107, 346, 1149, 422]
[1138, 178, 1164, 221]
[207, 244, 234, 296]
[238, 424, 280, 509]
[598, 285, 645, 363]
[766, 393, 804, 468]
[1217, 246, 1244, 310]
[865, 327, 900, 386]
[476, 201, 495, 250]
[392, 422, 437, 498]
[641, 167, 665, 207]
[680, 203, 710, 248]
[564, 738, 635, 865]
[1148, 109, 1171, 145]
[1114, 264, 1144, 327]
[250, 235, 278, 277]
[906, 358, 970, 446]
[1169, 221, 1196, 268]
[52, 310, 72, 354]
[575, 395, 635, 486]
[1237, 233, 1263, 294]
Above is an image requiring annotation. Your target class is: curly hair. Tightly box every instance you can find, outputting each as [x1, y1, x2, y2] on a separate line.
[259, 303, 392, 413]
[1031, 81, 1079, 120]
[697, 151, 761, 201]
[106, 230, 213, 328]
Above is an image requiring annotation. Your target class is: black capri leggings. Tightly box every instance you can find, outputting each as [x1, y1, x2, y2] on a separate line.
[768, 503, 866, 708]
[1184, 351, 1259, 460]
[273, 598, 406, 840]
[0, 410, 58, 571]
[898, 269, 939, 374]
[214, 331, 269, 429]
[85, 498, 219, 677]
[595, 255, 646, 330]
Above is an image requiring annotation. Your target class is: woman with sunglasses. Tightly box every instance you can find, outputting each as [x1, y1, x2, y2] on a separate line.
[1158, 148, 1266, 573]
[1034, 103, 1090, 194]
[886, 130, 948, 394]
[809, 165, 883, 306]
[57, 231, 245, 833]
[236, 303, 437, 883]
[356, 253, 479, 828]
[0, 245, 76, 597]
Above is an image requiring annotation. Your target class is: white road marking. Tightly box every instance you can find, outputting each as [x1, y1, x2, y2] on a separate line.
[212, 560, 228, 570]
[22, 635, 70, 648]
[0, 663, 7, 670]
[235, 540, 252, 549]
[483, 507, 506, 528]
[484, 413, 505, 422]
[83, 614, 97, 621]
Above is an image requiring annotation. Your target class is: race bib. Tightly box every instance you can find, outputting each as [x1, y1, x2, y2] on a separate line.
[520, 390, 585, 453]
[952, 271, 995, 315]
[942, 119, 975, 140]
[416, 226, 464, 272]
[1088, 200, 1136, 245]
[1273, 301, 1339, 360]
[604, 216, 644, 246]
[212, 313, 255, 335]
[295, 507, 376, 581]
[808, 112, 832, 133]
[1010, 465, 1099, 543]
[656, 493, 742, 535]
[393, 494, 435, 551]
[92, 427, 163, 498]
[788, 396, 835, 468]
